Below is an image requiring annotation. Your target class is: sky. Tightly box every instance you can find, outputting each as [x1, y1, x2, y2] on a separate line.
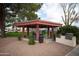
[36, 3, 79, 27]
[36, 3, 63, 23]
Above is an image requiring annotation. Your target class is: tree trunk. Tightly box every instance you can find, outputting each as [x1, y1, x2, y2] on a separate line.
[0, 4, 5, 38]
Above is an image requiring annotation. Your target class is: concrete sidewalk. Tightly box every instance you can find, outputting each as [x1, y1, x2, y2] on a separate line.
[66, 45, 79, 56]
[0, 37, 73, 56]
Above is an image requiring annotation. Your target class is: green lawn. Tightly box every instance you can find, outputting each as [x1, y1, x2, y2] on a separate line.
[6, 32, 22, 37]
[6, 31, 47, 37]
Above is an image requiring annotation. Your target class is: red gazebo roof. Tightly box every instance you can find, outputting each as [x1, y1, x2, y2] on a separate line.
[14, 19, 62, 28]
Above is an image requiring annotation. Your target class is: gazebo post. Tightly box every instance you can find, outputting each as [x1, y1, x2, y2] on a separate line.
[27, 27, 29, 38]
[22, 27, 25, 37]
[36, 25, 39, 41]
[52, 28, 56, 41]
[47, 27, 50, 38]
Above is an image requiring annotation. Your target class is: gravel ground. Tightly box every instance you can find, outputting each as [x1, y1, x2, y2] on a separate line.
[0, 37, 73, 56]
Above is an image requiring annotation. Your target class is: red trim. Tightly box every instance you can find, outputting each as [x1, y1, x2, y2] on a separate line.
[14, 19, 62, 27]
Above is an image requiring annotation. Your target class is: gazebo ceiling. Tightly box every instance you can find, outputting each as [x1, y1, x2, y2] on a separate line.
[14, 19, 62, 28]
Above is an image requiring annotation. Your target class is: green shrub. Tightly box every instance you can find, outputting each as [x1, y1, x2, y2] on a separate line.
[28, 38, 35, 45]
[28, 31, 35, 45]
[57, 25, 79, 36]
[57, 25, 79, 44]
[42, 30, 47, 37]
[42, 30, 47, 35]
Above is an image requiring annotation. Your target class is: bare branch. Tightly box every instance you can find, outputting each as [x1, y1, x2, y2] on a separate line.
[61, 16, 66, 25]
[60, 3, 78, 26]
[70, 13, 79, 25]
[60, 3, 67, 25]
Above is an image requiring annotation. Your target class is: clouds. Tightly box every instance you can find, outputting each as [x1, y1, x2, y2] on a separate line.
[36, 3, 79, 27]
[36, 3, 63, 23]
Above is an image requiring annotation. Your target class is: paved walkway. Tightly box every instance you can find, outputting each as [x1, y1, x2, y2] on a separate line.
[0, 37, 73, 56]
[66, 45, 79, 56]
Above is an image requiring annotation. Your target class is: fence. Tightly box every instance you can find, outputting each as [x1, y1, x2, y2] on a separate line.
[56, 35, 76, 47]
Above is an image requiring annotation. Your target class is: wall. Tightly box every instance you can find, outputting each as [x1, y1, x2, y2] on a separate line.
[56, 36, 76, 47]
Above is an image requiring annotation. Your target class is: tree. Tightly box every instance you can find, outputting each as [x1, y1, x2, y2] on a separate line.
[6, 3, 42, 30]
[10, 3, 42, 20]
[0, 4, 6, 37]
[60, 3, 79, 26]
[0, 3, 42, 37]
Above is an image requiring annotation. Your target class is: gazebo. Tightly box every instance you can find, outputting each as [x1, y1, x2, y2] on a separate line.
[14, 19, 62, 42]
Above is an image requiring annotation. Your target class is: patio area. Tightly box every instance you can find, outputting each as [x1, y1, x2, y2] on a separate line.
[0, 37, 73, 56]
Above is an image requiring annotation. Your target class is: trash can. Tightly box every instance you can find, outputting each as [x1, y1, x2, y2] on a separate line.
[65, 33, 73, 40]
[39, 33, 44, 43]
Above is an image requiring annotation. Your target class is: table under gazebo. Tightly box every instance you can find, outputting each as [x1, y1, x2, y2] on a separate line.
[14, 19, 62, 42]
